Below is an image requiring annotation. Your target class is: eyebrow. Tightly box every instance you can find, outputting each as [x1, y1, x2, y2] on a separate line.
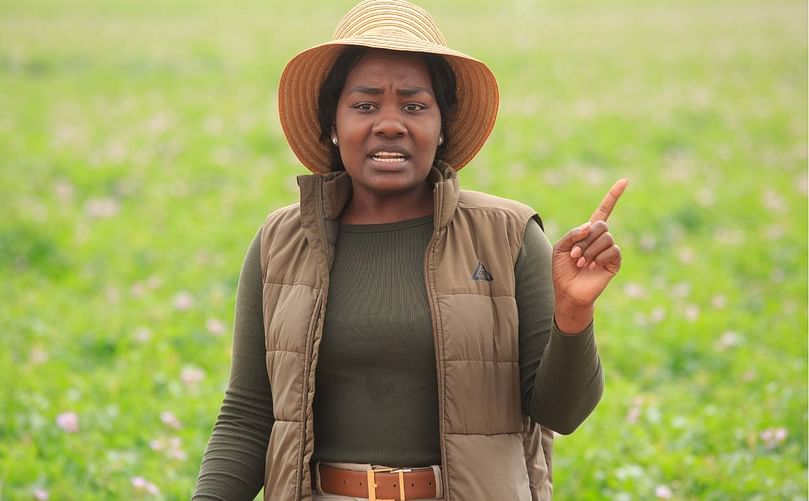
[347, 86, 434, 97]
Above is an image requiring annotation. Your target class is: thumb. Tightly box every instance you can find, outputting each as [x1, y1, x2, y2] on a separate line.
[554, 222, 591, 254]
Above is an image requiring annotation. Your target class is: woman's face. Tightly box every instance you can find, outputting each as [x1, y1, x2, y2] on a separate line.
[334, 50, 442, 199]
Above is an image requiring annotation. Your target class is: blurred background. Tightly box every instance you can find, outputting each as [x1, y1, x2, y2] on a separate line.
[0, 0, 806, 499]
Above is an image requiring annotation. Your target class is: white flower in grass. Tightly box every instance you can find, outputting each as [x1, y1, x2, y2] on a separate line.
[147, 112, 172, 133]
[765, 224, 785, 240]
[639, 234, 657, 252]
[760, 427, 787, 448]
[713, 227, 745, 246]
[623, 283, 647, 299]
[676, 246, 694, 264]
[160, 411, 182, 429]
[206, 318, 226, 336]
[796, 174, 808, 196]
[105, 287, 120, 304]
[626, 397, 643, 424]
[671, 282, 691, 298]
[131, 476, 160, 495]
[33, 487, 49, 500]
[173, 291, 194, 311]
[84, 198, 120, 218]
[151, 436, 187, 460]
[684, 304, 700, 322]
[134, 327, 152, 343]
[711, 294, 727, 309]
[655, 485, 673, 499]
[30, 347, 49, 364]
[181, 366, 205, 386]
[167, 446, 187, 461]
[105, 141, 127, 163]
[56, 411, 79, 433]
[696, 187, 715, 207]
[715, 331, 742, 351]
[203, 116, 224, 134]
[54, 180, 74, 201]
[649, 307, 665, 324]
[147, 275, 163, 289]
[761, 189, 787, 213]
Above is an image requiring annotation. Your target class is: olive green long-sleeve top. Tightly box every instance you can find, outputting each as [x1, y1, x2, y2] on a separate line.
[193, 217, 603, 500]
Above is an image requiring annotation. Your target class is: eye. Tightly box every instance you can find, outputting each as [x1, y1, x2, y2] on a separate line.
[403, 103, 425, 112]
[353, 102, 376, 112]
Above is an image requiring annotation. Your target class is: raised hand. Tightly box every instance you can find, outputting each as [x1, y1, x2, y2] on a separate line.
[552, 179, 628, 333]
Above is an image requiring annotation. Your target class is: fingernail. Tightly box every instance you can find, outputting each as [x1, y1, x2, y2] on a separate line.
[579, 222, 591, 232]
[577, 257, 586, 268]
[570, 246, 582, 258]
[588, 261, 597, 270]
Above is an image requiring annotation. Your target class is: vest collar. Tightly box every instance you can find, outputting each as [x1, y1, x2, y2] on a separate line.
[296, 160, 460, 232]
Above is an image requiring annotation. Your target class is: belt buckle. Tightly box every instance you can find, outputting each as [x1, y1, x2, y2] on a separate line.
[366, 466, 411, 501]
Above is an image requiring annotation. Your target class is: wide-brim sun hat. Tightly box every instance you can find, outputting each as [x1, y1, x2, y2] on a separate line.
[278, 0, 499, 175]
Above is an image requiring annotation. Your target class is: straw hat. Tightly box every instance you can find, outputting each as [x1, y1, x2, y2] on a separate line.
[278, 0, 499, 174]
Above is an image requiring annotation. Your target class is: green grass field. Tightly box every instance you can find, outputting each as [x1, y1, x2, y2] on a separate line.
[1, 0, 806, 499]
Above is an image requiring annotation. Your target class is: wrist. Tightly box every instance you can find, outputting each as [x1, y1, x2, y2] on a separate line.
[554, 296, 594, 335]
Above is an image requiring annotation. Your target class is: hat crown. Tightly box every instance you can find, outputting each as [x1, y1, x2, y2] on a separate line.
[333, 0, 447, 46]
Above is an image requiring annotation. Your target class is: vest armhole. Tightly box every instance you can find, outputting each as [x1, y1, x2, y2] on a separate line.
[259, 223, 271, 283]
[533, 213, 544, 232]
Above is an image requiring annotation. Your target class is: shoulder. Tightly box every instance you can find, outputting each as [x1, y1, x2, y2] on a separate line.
[262, 202, 302, 228]
[450, 190, 545, 263]
[457, 189, 543, 229]
[259, 203, 305, 277]
[260, 202, 308, 240]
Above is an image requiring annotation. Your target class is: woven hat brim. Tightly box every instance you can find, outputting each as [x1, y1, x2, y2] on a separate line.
[278, 39, 499, 175]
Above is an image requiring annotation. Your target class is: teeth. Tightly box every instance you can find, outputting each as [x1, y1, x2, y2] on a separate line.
[372, 152, 406, 163]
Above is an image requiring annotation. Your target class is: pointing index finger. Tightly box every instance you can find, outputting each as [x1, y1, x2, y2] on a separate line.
[590, 178, 629, 222]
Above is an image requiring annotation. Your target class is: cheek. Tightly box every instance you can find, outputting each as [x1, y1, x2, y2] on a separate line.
[335, 112, 366, 143]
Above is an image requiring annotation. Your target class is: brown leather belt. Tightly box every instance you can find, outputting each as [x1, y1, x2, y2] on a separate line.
[317, 464, 437, 500]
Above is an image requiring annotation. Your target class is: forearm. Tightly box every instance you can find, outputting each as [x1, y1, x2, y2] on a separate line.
[194, 384, 273, 500]
[526, 320, 603, 434]
[193, 231, 273, 500]
[517, 218, 603, 434]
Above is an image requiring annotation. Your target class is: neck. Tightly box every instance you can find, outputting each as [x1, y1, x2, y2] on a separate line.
[340, 182, 434, 224]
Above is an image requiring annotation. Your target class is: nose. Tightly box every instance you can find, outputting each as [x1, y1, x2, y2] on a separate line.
[372, 106, 406, 139]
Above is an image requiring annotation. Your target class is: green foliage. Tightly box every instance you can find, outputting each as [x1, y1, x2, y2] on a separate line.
[0, 0, 805, 499]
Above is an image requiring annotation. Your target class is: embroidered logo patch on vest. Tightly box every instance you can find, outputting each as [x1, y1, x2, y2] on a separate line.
[471, 262, 493, 281]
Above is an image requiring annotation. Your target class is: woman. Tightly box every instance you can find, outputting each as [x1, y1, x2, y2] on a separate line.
[194, 1, 627, 500]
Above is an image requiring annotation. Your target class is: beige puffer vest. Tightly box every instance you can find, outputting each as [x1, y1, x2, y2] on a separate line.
[259, 163, 554, 501]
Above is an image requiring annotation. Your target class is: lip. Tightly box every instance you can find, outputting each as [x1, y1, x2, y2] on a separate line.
[367, 145, 411, 159]
[366, 145, 411, 171]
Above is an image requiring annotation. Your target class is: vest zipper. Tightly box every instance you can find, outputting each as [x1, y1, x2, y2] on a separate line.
[298, 288, 324, 498]
[424, 184, 451, 500]
[298, 185, 331, 499]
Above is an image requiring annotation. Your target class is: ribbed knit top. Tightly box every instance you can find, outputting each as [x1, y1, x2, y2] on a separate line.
[314, 215, 437, 466]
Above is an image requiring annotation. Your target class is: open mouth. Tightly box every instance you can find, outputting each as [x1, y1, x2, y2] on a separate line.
[370, 151, 409, 164]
